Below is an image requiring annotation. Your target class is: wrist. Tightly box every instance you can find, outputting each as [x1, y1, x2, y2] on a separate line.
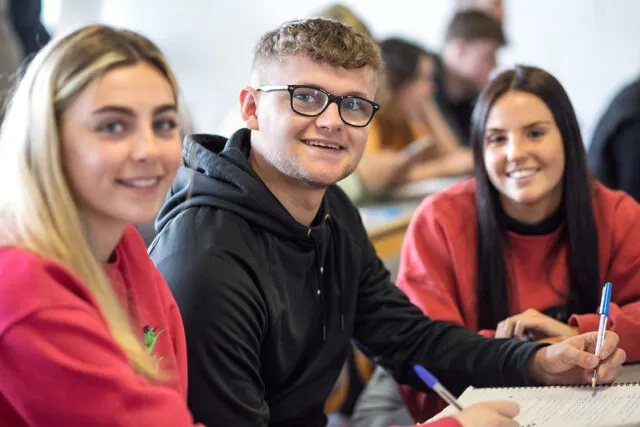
[527, 347, 550, 385]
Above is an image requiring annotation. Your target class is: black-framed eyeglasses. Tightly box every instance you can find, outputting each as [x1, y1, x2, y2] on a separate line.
[256, 84, 380, 128]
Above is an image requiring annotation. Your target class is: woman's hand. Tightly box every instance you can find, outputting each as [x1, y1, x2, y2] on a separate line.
[495, 309, 579, 340]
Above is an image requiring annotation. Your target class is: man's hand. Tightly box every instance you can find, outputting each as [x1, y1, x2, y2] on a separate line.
[450, 401, 520, 427]
[527, 331, 626, 385]
[495, 309, 579, 341]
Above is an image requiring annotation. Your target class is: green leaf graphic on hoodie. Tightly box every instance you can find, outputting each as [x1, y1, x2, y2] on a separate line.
[143, 325, 164, 355]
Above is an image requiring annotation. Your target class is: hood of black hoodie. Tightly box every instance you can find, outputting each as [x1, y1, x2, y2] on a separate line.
[155, 128, 328, 243]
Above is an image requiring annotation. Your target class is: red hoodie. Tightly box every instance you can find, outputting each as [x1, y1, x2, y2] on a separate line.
[0, 226, 199, 426]
[397, 179, 640, 423]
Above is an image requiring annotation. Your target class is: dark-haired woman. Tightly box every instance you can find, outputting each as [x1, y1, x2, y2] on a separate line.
[396, 65, 640, 422]
[365, 38, 473, 181]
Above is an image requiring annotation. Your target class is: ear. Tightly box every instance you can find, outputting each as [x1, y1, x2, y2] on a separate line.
[240, 86, 259, 131]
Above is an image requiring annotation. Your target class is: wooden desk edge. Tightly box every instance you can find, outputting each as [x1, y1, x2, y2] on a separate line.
[366, 214, 413, 240]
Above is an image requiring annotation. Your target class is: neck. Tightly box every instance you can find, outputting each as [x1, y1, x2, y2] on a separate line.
[249, 148, 324, 226]
[501, 192, 563, 225]
[83, 214, 127, 263]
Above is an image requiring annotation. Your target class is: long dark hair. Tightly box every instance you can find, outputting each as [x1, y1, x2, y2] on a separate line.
[470, 65, 599, 329]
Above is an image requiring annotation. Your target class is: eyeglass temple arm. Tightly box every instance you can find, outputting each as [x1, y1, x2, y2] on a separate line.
[256, 85, 289, 92]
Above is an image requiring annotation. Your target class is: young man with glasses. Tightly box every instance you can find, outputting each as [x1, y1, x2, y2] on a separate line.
[150, 18, 625, 427]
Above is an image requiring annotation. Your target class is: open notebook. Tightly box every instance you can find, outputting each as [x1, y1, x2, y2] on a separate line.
[428, 383, 640, 427]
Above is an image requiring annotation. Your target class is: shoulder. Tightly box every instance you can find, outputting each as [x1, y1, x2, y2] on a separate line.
[325, 184, 369, 247]
[592, 180, 640, 228]
[595, 80, 640, 133]
[117, 225, 152, 261]
[150, 204, 258, 264]
[413, 178, 477, 231]
[610, 78, 640, 108]
[148, 208, 268, 310]
[0, 247, 94, 337]
[116, 225, 174, 298]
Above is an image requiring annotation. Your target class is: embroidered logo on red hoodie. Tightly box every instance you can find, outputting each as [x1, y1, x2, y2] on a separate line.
[143, 325, 164, 355]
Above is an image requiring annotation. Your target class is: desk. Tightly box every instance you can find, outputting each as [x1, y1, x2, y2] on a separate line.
[361, 202, 420, 259]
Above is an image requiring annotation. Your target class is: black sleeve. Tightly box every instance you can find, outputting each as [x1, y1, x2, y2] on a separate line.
[351, 237, 544, 395]
[154, 249, 270, 427]
[611, 120, 640, 202]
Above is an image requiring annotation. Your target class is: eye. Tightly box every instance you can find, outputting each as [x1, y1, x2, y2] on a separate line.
[485, 134, 505, 144]
[293, 91, 321, 104]
[153, 118, 178, 133]
[527, 129, 546, 139]
[98, 121, 126, 134]
[342, 98, 364, 111]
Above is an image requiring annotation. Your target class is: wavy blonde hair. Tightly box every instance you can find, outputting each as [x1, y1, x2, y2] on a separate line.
[0, 25, 181, 379]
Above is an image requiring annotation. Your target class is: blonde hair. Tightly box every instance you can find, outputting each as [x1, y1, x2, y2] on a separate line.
[252, 18, 382, 79]
[312, 4, 373, 37]
[0, 25, 181, 379]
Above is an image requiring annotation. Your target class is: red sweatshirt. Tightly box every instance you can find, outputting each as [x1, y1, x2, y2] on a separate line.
[0, 226, 199, 426]
[397, 179, 640, 423]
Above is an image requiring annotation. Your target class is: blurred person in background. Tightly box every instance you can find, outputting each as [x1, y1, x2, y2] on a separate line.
[434, 9, 506, 143]
[456, 0, 504, 23]
[361, 38, 473, 190]
[588, 75, 640, 202]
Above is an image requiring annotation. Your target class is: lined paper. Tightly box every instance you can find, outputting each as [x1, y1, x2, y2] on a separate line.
[430, 384, 640, 427]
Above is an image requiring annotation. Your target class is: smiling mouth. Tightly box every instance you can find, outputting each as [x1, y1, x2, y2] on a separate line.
[301, 140, 345, 150]
[116, 178, 162, 188]
[506, 168, 540, 179]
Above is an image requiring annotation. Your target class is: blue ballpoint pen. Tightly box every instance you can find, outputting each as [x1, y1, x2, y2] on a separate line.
[413, 364, 464, 411]
[591, 281, 612, 389]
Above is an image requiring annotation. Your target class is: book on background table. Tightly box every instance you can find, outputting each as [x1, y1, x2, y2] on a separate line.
[428, 382, 640, 427]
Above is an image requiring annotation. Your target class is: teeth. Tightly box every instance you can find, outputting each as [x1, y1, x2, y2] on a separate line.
[305, 140, 341, 150]
[122, 178, 159, 188]
[509, 169, 537, 179]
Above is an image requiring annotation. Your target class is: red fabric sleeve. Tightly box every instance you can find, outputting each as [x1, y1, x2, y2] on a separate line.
[397, 199, 466, 325]
[0, 306, 199, 427]
[569, 194, 640, 362]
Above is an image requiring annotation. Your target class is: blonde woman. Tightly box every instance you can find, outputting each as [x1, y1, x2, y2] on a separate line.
[0, 25, 201, 426]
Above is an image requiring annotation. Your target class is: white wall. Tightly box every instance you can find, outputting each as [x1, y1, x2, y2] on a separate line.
[44, 0, 640, 144]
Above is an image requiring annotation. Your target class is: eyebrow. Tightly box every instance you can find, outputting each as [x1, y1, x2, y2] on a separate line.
[92, 104, 177, 116]
[486, 120, 553, 132]
[296, 82, 370, 99]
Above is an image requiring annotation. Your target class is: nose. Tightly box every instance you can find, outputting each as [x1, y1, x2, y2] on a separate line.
[315, 101, 343, 132]
[132, 124, 160, 161]
[505, 135, 526, 162]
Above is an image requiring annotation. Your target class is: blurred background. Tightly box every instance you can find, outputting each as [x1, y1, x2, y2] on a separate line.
[38, 0, 640, 146]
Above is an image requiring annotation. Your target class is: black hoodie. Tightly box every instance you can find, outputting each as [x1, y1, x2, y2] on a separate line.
[588, 77, 640, 202]
[150, 128, 543, 427]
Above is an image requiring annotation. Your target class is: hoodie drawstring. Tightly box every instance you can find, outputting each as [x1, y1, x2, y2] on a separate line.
[325, 215, 345, 332]
[308, 213, 345, 344]
[309, 225, 327, 343]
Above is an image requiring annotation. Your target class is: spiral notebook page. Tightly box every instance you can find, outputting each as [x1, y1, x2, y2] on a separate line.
[429, 384, 640, 427]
